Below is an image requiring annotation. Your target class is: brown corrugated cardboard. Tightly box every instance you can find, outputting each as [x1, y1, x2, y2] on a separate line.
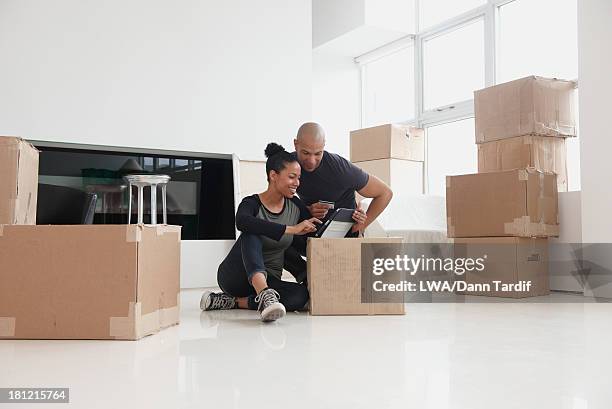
[354, 158, 423, 197]
[454, 237, 550, 298]
[474, 76, 576, 143]
[307, 237, 405, 315]
[0, 224, 181, 340]
[0, 136, 39, 225]
[446, 168, 559, 238]
[350, 124, 424, 162]
[478, 135, 568, 192]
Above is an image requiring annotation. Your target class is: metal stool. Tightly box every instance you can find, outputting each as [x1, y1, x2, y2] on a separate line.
[123, 174, 171, 225]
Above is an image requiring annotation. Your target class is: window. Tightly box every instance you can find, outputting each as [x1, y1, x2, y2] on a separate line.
[423, 19, 485, 110]
[426, 119, 477, 195]
[359, 0, 580, 193]
[497, 0, 578, 82]
[363, 45, 415, 127]
[419, 0, 486, 30]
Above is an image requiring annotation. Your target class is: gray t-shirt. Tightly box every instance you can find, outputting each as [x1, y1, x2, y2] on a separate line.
[256, 198, 301, 279]
[292, 151, 369, 220]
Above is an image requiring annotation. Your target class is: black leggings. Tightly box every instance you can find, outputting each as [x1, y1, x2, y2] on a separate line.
[217, 233, 309, 311]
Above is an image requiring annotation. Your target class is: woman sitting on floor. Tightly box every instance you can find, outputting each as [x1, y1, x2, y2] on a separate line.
[200, 142, 320, 322]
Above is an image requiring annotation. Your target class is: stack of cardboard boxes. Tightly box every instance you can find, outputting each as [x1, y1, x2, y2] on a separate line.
[446, 76, 577, 298]
[350, 124, 425, 197]
[0, 136, 181, 340]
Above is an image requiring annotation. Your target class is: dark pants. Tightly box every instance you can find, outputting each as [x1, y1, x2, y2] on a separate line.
[217, 233, 309, 311]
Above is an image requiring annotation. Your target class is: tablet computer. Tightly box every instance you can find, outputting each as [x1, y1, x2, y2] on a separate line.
[314, 208, 355, 238]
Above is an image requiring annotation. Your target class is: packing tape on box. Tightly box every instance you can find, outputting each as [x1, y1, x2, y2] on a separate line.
[534, 120, 571, 137]
[125, 226, 142, 243]
[154, 225, 181, 241]
[445, 176, 451, 188]
[518, 169, 529, 181]
[503, 216, 559, 237]
[109, 293, 180, 340]
[0, 317, 16, 337]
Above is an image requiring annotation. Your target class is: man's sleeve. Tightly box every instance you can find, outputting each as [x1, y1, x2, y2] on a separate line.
[335, 153, 369, 191]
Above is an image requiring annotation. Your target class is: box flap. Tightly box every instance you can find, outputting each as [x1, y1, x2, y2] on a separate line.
[0, 138, 20, 223]
[0, 136, 39, 225]
[15, 140, 39, 224]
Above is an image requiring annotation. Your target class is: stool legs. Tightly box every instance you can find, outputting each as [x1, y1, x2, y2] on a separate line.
[127, 181, 168, 225]
[151, 184, 157, 225]
[162, 184, 167, 225]
[137, 185, 144, 224]
[127, 183, 132, 224]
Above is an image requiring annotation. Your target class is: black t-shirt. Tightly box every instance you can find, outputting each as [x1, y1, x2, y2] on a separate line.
[292, 151, 369, 217]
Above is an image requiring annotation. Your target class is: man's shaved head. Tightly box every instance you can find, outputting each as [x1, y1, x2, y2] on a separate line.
[294, 122, 326, 172]
[296, 122, 326, 144]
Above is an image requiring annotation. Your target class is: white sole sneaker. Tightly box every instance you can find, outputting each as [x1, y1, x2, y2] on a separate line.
[260, 302, 286, 322]
[200, 290, 213, 311]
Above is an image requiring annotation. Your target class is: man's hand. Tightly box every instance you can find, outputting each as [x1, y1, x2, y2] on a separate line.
[307, 202, 332, 219]
[286, 218, 322, 235]
[351, 205, 367, 234]
[355, 175, 393, 235]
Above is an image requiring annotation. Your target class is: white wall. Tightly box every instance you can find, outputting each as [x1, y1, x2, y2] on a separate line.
[0, 0, 312, 161]
[364, 0, 416, 34]
[312, 0, 413, 57]
[0, 0, 312, 288]
[312, 50, 361, 158]
[312, 0, 364, 48]
[578, 0, 612, 298]
[238, 160, 268, 200]
[578, 0, 612, 243]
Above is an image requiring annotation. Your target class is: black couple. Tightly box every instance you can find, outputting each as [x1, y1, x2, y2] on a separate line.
[200, 122, 393, 322]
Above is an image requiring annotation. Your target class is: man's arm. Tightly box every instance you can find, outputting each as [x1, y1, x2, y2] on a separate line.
[353, 174, 393, 233]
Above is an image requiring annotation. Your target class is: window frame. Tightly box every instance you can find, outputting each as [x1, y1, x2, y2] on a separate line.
[356, 0, 579, 193]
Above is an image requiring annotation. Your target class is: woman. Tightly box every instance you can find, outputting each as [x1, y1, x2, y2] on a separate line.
[200, 143, 321, 322]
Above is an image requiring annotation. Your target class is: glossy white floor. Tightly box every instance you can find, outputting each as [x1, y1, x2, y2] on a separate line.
[1, 289, 611, 409]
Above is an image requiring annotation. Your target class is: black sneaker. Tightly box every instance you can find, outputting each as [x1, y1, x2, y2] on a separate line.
[255, 288, 286, 322]
[200, 290, 236, 311]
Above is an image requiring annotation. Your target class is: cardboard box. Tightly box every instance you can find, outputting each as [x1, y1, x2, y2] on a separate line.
[0, 136, 39, 225]
[0, 224, 181, 340]
[354, 158, 423, 195]
[474, 76, 576, 143]
[307, 237, 405, 315]
[350, 124, 424, 162]
[454, 237, 550, 298]
[478, 135, 568, 192]
[446, 169, 559, 238]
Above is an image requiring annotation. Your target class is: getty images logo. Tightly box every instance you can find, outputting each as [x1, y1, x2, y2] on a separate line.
[371, 254, 488, 276]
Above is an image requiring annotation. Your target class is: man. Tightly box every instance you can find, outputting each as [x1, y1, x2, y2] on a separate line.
[284, 122, 393, 282]
[292, 122, 392, 233]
